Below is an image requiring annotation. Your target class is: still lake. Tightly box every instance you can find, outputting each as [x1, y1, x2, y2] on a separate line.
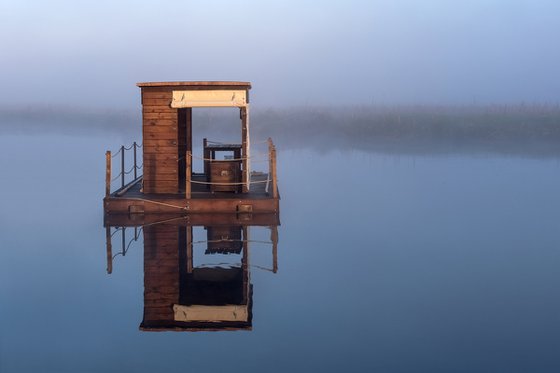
[1, 133, 559, 372]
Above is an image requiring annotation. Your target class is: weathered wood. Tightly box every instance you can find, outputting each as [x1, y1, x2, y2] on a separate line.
[269, 139, 278, 198]
[143, 180, 180, 189]
[142, 98, 172, 106]
[241, 107, 248, 193]
[143, 139, 178, 147]
[142, 105, 176, 113]
[104, 212, 280, 227]
[143, 146, 178, 154]
[173, 304, 249, 322]
[106, 226, 112, 274]
[143, 112, 177, 120]
[138, 81, 251, 88]
[271, 225, 278, 273]
[105, 151, 111, 197]
[144, 119, 177, 127]
[186, 151, 192, 199]
[187, 225, 193, 274]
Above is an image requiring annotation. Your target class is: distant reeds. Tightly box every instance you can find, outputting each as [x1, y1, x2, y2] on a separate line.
[2, 104, 560, 156]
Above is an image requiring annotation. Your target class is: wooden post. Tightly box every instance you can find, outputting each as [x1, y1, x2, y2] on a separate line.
[271, 225, 278, 273]
[270, 140, 278, 198]
[241, 107, 248, 193]
[133, 142, 137, 180]
[106, 226, 113, 274]
[187, 225, 193, 274]
[186, 150, 192, 199]
[203, 138, 208, 178]
[242, 226, 249, 302]
[120, 145, 125, 188]
[105, 151, 111, 197]
[121, 228, 126, 256]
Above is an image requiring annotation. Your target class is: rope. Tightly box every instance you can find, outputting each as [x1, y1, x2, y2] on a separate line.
[189, 179, 270, 186]
[111, 148, 122, 158]
[126, 198, 189, 211]
[192, 239, 273, 245]
[111, 172, 123, 182]
[123, 165, 136, 175]
[110, 227, 124, 237]
[196, 263, 242, 268]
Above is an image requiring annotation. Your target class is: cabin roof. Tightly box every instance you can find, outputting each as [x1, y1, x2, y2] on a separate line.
[137, 81, 251, 89]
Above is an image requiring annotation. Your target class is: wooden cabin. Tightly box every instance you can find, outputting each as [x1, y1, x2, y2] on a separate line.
[103, 81, 279, 216]
[104, 215, 279, 332]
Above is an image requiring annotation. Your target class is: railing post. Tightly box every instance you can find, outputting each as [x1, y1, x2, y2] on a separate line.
[203, 138, 208, 178]
[120, 145, 125, 188]
[105, 151, 111, 197]
[186, 150, 192, 199]
[121, 228, 126, 257]
[270, 140, 278, 199]
[106, 226, 113, 274]
[271, 225, 278, 273]
[133, 142, 137, 180]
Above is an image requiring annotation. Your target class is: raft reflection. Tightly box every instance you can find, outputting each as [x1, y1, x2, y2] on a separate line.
[105, 214, 279, 332]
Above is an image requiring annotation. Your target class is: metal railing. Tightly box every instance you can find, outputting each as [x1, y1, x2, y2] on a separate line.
[105, 142, 143, 197]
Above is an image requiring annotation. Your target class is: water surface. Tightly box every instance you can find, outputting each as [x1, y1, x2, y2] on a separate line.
[0, 133, 559, 372]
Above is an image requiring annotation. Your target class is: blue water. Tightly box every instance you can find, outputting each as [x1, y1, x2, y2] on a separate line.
[1, 134, 559, 372]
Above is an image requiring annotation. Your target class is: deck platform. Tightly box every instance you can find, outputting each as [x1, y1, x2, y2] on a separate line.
[104, 172, 279, 216]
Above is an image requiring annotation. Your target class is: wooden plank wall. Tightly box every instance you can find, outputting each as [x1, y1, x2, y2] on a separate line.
[143, 224, 180, 324]
[141, 87, 179, 194]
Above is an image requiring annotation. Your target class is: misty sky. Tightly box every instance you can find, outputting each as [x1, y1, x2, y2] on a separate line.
[1, 0, 559, 108]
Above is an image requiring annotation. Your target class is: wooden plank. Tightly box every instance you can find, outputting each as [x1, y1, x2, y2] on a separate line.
[143, 180, 179, 188]
[143, 139, 178, 147]
[143, 132, 177, 141]
[143, 154, 178, 162]
[142, 160, 179, 169]
[173, 304, 249, 322]
[142, 98, 172, 106]
[144, 186, 178, 194]
[138, 81, 251, 87]
[143, 106, 176, 113]
[144, 119, 177, 127]
[171, 90, 247, 108]
[142, 91, 173, 99]
[143, 146, 178, 154]
[143, 113, 177, 120]
[143, 126, 177, 133]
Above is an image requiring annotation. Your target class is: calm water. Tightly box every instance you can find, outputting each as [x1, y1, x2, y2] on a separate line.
[1, 133, 560, 372]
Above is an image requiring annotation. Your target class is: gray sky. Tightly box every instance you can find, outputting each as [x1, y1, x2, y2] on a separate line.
[1, 0, 559, 108]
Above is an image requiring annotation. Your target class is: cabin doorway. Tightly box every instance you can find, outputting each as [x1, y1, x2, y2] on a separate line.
[176, 107, 248, 193]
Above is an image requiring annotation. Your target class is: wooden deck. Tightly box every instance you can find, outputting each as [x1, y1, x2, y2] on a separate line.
[104, 172, 279, 215]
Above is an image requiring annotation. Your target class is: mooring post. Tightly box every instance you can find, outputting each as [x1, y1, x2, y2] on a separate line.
[133, 141, 137, 180]
[186, 150, 192, 199]
[105, 151, 111, 197]
[120, 145, 125, 188]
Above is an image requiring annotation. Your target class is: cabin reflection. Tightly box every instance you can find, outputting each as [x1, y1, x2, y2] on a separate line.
[105, 214, 279, 332]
